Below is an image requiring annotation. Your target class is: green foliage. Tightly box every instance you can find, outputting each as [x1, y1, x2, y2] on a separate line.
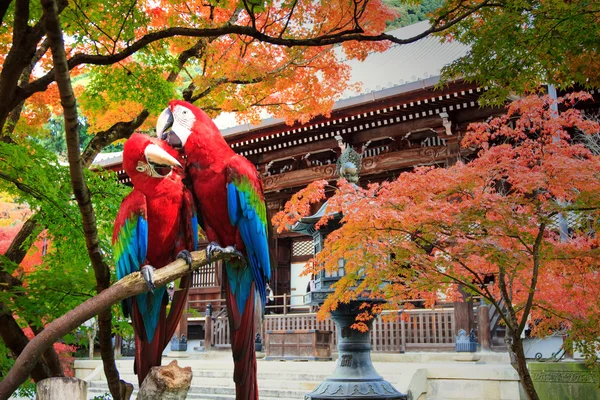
[35, 115, 92, 159]
[437, 0, 600, 104]
[384, 0, 444, 30]
[37, 113, 124, 158]
[81, 51, 179, 115]
[91, 393, 112, 400]
[61, 0, 151, 47]
[0, 139, 129, 374]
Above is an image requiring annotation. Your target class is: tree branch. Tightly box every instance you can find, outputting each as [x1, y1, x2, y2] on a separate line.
[81, 37, 206, 168]
[18, 0, 499, 107]
[81, 110, 150, 168]
[517, 222, 545, 334]
[0, 302, 55, 384]
[13, 0, 29, 40]
[0, 250, 233, 400]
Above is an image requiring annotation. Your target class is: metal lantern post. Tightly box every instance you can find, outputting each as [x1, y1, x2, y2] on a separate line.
[293, 146, 407, 400]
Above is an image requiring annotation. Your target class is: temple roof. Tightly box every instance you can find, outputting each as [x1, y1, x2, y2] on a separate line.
[216, 20, 469, 133]
[342, 20, 469, 96]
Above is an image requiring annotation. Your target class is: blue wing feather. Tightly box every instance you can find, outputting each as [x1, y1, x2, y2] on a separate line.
[226, 181, 270, 315]
[113, 194, 165, 342]
[192, 213, 199, 251]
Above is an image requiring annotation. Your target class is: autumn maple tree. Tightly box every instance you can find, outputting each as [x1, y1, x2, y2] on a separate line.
[274, 93, 600, 400]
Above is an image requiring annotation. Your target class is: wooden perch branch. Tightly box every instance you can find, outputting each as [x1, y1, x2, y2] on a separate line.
[0, 250, 232, 400]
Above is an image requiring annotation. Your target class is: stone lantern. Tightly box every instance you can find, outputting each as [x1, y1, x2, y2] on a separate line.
[292, 146, 407, 400]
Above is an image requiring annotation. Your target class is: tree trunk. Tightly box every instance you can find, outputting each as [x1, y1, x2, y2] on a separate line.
[507, 330, 539, 400]
[37, 377, 87, 400]
[41, 1, 128, 398]
[136, 360, 192, 400]
[0, 303, 53, 382]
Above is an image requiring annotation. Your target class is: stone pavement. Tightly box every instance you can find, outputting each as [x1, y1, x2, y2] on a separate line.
[75, 350, 522, 400]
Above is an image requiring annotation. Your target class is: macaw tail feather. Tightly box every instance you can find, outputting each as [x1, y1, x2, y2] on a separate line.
[225, 260, 254, 320]
[224, 269, 259, 400]
[132, 301, 167, 386]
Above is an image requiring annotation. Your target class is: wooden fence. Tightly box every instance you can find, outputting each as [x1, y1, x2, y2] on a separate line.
[209, 308, 458, 351]
[191, 260, 221, 288]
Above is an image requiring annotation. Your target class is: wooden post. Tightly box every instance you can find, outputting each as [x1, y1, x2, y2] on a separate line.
[204, 303, 212, 351]
[478, 304, 491, 351]
[283, 293, 287, 315]
[113, 334, 122, 358]
[400, 317, 406, 353]
[37, 377, 87, 400]
[175, 300, 189, 340]
[137, 360, 192, 400]
[453, 285, 474, 337]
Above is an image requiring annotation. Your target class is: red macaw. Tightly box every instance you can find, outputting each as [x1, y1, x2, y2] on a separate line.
[112, 133, 198, 385]
[157, 101, 271, 400]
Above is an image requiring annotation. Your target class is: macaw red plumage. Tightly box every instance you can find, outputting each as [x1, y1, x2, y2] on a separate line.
[157, 101, 271, 400]
[112, 133, 198, 385]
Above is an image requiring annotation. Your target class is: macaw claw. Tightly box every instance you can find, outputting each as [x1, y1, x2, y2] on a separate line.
[206, 242, 246, 265]
[177, 249, 193, 270]
[141, 264, 156, 292]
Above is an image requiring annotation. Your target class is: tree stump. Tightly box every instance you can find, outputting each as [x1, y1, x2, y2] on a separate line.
[37, 377, 87, 400]
[136, 360, 192, 400]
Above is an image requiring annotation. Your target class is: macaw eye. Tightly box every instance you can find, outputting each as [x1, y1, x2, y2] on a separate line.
[136, 165, 145, 172]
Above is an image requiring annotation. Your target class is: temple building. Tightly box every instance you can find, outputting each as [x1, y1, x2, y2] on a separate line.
[93, 21, 600, 353]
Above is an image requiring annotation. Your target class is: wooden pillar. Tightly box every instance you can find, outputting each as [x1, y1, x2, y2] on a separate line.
[477, 304, 491, 351]
[175, 300, 189, 339]
[453, 285, 473, 336]
[37, 377, 87, 400]
[204, 304, 212, 351]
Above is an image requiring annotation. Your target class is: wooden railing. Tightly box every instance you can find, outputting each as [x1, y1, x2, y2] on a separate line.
[374, 309, 455, 351]
[265, 294, 309, 315]
[211, 308, 231, 348]
[191, 260, 221, 288]
[206, 307, 458, 351]
[262, 308, 456, 351]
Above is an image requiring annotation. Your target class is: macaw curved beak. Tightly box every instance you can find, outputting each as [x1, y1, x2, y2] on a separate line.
[156, 107, 174, 140]
[156, 107, 183, 149]
[144, 143, 182, 178]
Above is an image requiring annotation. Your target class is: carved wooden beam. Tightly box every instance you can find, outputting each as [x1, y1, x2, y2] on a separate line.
[262, 144, 468, 192]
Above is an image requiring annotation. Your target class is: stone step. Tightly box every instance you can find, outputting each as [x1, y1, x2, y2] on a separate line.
[110, 366, 335, 382]
[95, 373, 322, 392]
[188, 385, 307, 398]
[87, 386, 284, 400]
[87, 382, 308, 400]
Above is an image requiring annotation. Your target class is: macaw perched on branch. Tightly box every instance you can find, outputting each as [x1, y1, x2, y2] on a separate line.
[112, 133, 198, 385]
[157, 101, 271, 400]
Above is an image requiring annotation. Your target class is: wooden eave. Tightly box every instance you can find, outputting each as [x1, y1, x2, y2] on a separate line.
[225, 80, 485, 152]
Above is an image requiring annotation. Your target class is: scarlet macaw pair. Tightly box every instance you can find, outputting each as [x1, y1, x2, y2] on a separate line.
[112, 101, 270, 400]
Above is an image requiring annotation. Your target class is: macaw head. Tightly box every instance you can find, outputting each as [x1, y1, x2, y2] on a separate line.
[123, 133, 182, 188]
[155, 100, 221, 151]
